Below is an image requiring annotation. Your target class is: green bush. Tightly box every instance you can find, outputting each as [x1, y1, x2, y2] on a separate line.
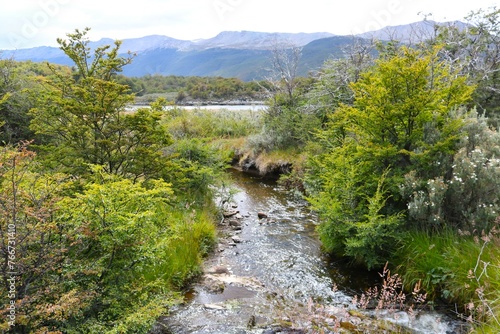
[401, 110, 500, 232]
[313, 168, 404, 269]
[306, 46, 476, 269]
[54, 168, 216, 333]
[248, 103, 321, 152]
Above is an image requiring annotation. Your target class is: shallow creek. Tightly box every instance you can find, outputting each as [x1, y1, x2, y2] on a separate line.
[157, 170, 467, 334]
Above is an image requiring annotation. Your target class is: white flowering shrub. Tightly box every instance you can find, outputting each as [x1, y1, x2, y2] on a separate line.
[402, 174, 449, 228]
[402, 112, 500, 232]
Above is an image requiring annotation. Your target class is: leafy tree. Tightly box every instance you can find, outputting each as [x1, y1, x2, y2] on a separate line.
[0, 143, 72, 332]
[307, 46, 474, 268]
[432, 7, 500, 125]
[53, 167, 180, 332]
[29, 28, 171, 179]
[0, 59, 38, 144]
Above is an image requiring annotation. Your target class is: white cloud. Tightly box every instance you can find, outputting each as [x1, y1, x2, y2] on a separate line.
[0, 0, 497, 50]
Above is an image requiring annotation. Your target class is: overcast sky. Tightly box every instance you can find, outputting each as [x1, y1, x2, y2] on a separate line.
[1, 0, 497, 50]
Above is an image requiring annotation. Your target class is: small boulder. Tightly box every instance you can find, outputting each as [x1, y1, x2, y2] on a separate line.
[203, 278, 225, 293]
[223, 210, 239, 218]
[257, 212, 268, 219]
[231, 236, 243, 243]
[227, 219, 241, 227]
[204, 303, 226, 310]
[207, 265, 230, 275]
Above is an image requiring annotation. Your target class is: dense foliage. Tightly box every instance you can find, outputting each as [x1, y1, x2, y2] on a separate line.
[306, 45, 475, 268]
[0, 59, 61, 143]
[0, 28, 230, 333]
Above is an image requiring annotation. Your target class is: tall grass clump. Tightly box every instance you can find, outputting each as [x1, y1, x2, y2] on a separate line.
[394, 228, 500, 331]
[154, 209, 217, 288]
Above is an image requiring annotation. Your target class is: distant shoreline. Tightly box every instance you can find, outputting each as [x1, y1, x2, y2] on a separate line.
[126, 103, 267, 112]
[133, 100, 266, 107]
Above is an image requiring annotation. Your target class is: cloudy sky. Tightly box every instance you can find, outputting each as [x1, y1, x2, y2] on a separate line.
[1, 0, 497, 50]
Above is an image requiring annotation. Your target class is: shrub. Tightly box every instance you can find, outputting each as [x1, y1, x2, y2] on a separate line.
[314, 169, 404, 269]
[306, 46, 474, 268]
[401, 110, 500, 232]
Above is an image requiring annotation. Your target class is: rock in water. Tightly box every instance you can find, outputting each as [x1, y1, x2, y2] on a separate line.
[223, 210, 239, 218]
[227, 219, 241, 227]
[231, 236, 242, 243]
[203, 303, 226, 310]
[207, 265, 230, 275]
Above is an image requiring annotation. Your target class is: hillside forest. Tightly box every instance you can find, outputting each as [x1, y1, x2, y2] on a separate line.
[0, 7, 499, 333]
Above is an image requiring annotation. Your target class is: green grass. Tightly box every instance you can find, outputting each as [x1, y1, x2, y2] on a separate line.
[393, 229, 500, 331]
[144, 208, 216, 289]
[163, 107, 262, 140]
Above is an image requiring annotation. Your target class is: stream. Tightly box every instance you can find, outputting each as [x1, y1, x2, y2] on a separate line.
[156, 169, 468, 333]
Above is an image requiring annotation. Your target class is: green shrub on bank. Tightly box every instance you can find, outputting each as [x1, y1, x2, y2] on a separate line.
[306, 46, 474, 269]
[55, 168, 216, 333]
[399, 110, 500, 233]
[0, 155, 217, 332]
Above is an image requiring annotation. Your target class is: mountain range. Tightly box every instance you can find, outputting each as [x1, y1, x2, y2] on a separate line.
[1, 20, 463, 81]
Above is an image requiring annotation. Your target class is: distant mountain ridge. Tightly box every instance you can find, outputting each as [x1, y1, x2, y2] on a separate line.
[356, 20, 468, 42]
[1, 21, 465, 80]
[192, 31, 335, 50]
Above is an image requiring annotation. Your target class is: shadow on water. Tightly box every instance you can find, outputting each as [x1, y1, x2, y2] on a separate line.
[155, 169, 467, 334]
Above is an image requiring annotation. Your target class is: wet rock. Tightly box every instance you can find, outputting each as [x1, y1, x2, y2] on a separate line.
[235, 213, 243, 219]
[203, 303, 226, 310]
[247, 315, 256, 328]
[231, 236, 242, 243]
[203, 277, 225, 293]
[206, 265, 230, 275]
[257, 212, 268, 219]
[227, 219, 241, 227]
[223, 210, 239, 218]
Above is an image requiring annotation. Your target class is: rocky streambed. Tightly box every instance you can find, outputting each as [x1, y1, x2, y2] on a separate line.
[154, 169, 467, 334]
